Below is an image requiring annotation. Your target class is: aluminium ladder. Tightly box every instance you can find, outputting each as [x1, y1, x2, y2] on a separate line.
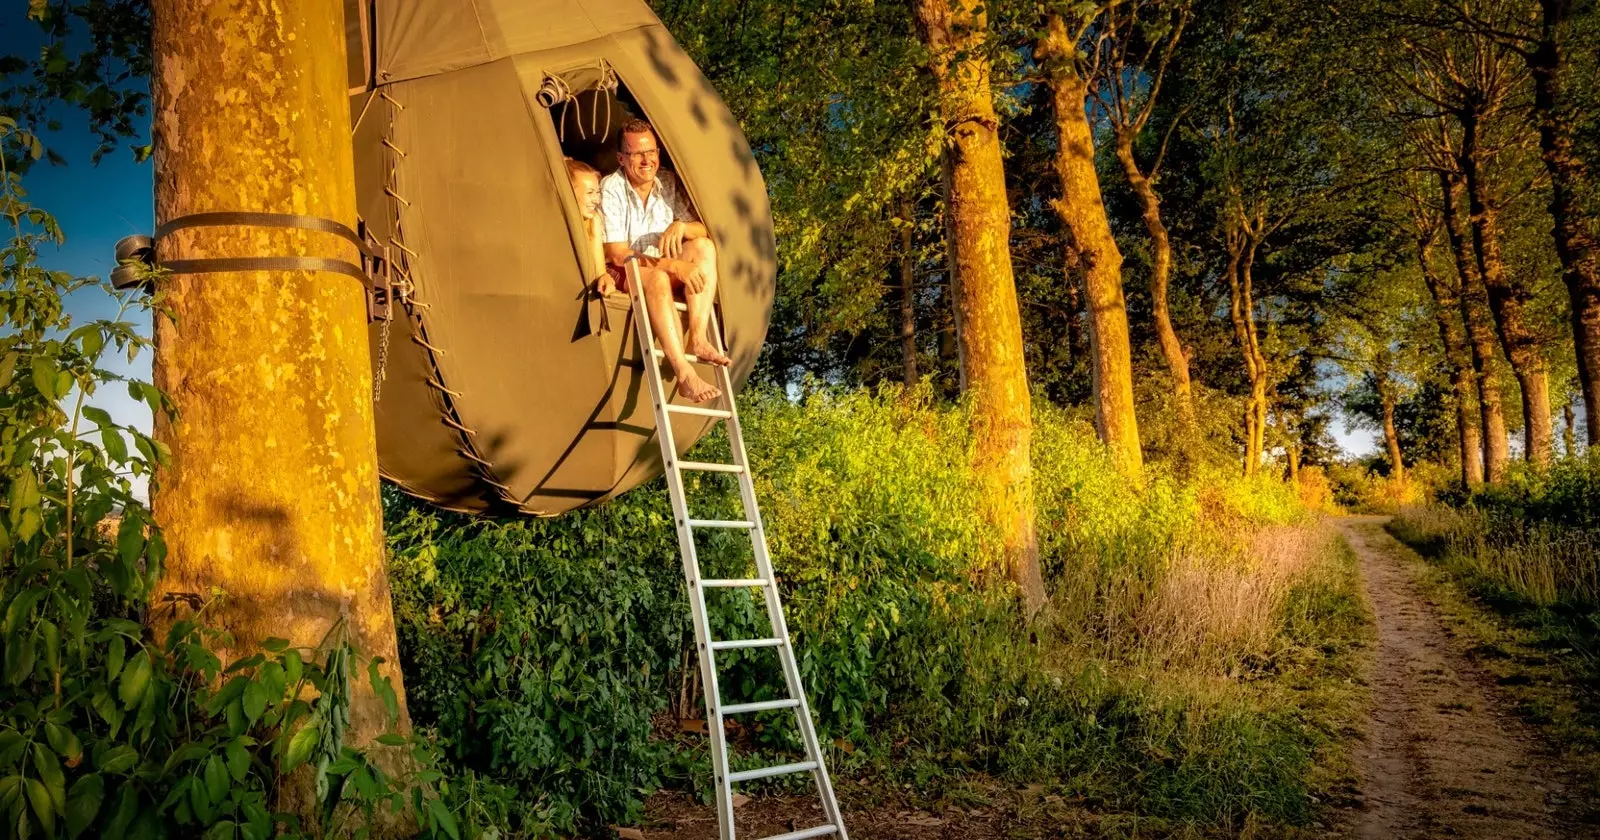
[624, 259, 848, 840]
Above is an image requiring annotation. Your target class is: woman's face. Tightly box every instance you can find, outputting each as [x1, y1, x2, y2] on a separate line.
[572, 171, 601, 219]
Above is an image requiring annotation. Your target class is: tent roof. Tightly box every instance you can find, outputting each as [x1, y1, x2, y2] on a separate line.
[368, 0, 659, 85]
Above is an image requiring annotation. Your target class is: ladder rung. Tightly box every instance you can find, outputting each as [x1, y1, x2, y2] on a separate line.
[728, 760, 819, 784]
[722, 698, 801, 715]
[710, 637, 785, 651]
[672, 300, 688, 311]
[689, 518, 755, 530]
[651, 348, 707, 363]
[677, 460, 744, 474]
[701, 578, 768, 588]
[666, 404, 732, 419]
[754, 826, 839, 840]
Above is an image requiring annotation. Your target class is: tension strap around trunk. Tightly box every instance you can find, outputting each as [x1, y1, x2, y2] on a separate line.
[113, 211, 396, 322]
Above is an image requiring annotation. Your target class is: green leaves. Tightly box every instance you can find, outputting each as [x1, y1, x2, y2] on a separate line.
[283, 717, 320, 772]
[117, 649, 150, 709]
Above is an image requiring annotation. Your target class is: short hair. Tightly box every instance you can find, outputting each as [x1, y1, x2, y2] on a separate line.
[564, 157, 599, 180]
[617, 119, 656, 152]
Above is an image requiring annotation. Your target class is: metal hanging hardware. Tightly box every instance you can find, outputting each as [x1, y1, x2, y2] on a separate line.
[623, 258, 848, 840]
[111, 211, 397, 325]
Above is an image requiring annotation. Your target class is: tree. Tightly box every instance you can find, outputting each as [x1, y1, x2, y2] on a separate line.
[1401, 173, 1485, 484]
[1090, 0, 1197, 434]
[1399, 24, 1557, 465]
[1422, 0, 1600, 447]
[1037, 7, 1145, 477]
[148, 0, 411, 818]
[912, 0, 1047, 615]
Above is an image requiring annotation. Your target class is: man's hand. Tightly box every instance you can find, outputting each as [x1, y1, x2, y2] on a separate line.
[665, 258, 706, 294]
[596, 272, 616, 297]
[660, 221, 688, 259]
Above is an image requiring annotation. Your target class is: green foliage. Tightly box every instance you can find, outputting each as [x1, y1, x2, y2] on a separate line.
[387, 385, 1361, 833]
[0, 120, 463, 839]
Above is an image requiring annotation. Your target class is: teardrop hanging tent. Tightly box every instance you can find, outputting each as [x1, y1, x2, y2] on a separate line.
[346, 0, 777, 516]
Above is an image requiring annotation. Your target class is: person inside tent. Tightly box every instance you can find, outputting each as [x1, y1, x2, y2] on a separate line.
[567, 155, 720, 403]
[594, 119, 730, 403]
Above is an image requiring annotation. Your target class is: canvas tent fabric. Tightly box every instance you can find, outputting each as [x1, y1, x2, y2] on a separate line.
[347, 0, 776, 515]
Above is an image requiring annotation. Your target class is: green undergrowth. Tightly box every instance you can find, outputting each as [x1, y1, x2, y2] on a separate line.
[385, 386, 1370, 837]
[1389, 492, 1600, 821]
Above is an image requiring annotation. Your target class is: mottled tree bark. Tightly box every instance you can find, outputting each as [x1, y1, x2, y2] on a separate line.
[1039, 14, 1143, 477]
[1441, 171, 1511, 482]
[1529, 0, 1600, 447]
[149, 0, 410, 819]
[1417, 236, 1484, 485]
[914, 0, 1046, 616]
[1113, 136, 1194, 429]
[1460, 113, 1554, 466]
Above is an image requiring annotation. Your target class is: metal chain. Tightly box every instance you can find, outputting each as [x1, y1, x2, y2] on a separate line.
[373, 315, 391, 403]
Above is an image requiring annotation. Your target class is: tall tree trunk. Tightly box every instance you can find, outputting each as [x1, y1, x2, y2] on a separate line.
[1225, 223, 1268, 477]
[1417, 236, 1484, 485]
[900, 198, 918, 387]
[1113, 133, 1194, 428]
[1441, 171, 1512, 481]
[1460, 112, 1554, 466]
[150, 0, 410, 818]
[1529, 0, 1600, 446]
[914, 0, 1046, 616]
[1039, 14, 1143, 477]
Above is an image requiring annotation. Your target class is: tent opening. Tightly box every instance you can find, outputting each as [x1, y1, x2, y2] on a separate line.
[548, 76, 689, 201]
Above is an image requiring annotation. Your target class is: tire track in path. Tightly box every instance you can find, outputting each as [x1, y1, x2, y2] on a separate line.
[1337, 515, 1577, 840]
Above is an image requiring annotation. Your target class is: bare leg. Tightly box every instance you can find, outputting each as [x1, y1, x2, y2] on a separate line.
[641, 266, 720, 402]
[682, 238, 731, 367]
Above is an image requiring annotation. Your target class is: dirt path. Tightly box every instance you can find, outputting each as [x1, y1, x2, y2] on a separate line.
[1337, 516, 1577, 840]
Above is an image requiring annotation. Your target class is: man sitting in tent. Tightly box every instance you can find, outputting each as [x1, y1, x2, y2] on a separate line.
[595, 119, 730, 403]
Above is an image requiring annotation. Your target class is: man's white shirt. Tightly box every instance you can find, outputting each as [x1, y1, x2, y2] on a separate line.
[600, 169, 698, 258]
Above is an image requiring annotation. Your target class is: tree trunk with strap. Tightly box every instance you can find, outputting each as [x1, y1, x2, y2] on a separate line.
[150, 0, 411, 825]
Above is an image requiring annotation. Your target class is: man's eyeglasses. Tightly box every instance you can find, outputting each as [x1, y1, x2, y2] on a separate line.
[622, 148, 660, 162]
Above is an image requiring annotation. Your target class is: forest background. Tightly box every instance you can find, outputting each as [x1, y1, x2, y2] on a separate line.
[1, 0, 1599, 838]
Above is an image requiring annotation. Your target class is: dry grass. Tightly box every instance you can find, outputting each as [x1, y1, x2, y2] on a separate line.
[1133, 522, 1334, 673]
[1393, 505, 1600, 607]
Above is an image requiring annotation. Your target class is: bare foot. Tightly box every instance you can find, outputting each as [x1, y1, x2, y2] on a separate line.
[689, 341, 732, 367]
[676, 370, 722, 403]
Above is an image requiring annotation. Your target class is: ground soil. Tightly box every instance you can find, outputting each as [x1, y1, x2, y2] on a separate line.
[1334, 516, 1582, 840]
[625, 517, 1588, 839]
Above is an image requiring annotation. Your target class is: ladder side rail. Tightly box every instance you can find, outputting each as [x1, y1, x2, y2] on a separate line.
[626, 261, 738, 839]
[707, 315, 850, 839]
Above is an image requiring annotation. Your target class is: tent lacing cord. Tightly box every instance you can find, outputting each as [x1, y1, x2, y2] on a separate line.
[378, 86, 509, 501]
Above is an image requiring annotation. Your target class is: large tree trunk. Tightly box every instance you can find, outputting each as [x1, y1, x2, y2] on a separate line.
[1417, 236, 1484, 485]
[1225, 223, 1268, 477]
[1460, 113, 1554, 466]
[150, 0, 410, 818]
[1529, 0, 1600, 446]
[914, 0, 1046, 616]
[900, 198, 918, 387]
[1040, 14, 1143, 477]
[1441, 171, 1511, 481]
[1113, 133, 1194, 429]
